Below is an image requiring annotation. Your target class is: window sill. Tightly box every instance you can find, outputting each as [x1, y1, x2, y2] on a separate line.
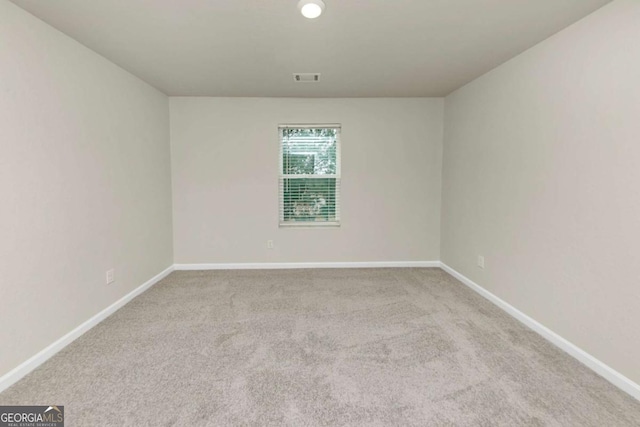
[279, 221, 340, 228]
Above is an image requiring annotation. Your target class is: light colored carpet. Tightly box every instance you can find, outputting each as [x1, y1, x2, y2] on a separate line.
[1, 268, 639, 426]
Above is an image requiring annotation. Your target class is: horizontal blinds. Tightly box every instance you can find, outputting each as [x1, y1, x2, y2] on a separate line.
[279, 126, 341, 226]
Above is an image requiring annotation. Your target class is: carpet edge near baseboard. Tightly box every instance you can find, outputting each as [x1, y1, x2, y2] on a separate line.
[0, 265, 175, 394]
[173, 261, 441, 270]
[2, 261, 638, 403]
[439, 262, 640, 402]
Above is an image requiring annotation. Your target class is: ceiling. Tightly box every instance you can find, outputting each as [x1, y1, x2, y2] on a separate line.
[10, 0, 612, 97]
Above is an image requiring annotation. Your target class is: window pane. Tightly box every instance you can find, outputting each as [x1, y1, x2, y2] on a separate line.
[282, 178, 337, 222]
[279, 125, 340, 227]
[282, 128, 337, 175]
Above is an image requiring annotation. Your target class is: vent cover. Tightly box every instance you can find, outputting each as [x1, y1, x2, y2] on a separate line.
[293, 73, 321, 82]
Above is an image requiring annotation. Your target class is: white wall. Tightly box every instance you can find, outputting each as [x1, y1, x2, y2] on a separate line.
[0, 2, 173, 378]
[5, 0, 636, 395]
[170, 97, 443, 264]
[442, 0, 640, 385]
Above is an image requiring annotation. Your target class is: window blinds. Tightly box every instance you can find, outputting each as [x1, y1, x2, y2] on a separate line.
[279, 125, 341, 227]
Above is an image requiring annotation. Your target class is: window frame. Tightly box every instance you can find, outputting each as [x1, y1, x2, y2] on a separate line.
[278, 124, 341, 228]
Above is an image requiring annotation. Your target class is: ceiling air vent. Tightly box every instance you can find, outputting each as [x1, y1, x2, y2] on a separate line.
[293, 73, 321, 82]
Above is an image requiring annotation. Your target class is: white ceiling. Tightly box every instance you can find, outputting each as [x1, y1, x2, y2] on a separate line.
[11, 0, 612, 97]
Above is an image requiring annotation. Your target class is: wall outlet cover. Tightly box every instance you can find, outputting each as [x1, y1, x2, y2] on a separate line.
[106, 269, 115, 284]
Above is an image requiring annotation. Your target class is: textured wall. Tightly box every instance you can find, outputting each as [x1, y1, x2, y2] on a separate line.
[0, 2, 173, 378]
[442, 0, 640, 384]
[170, 97, 443, 264]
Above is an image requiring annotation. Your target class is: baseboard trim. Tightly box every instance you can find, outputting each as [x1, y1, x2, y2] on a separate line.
[0, 265, 174, 394]
[174, 261, 440, 270]
[439, 262, 640, 401]
[4, 262, 637, 402]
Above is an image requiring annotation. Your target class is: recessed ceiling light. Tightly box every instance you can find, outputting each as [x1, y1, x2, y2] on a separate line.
[298, 0, 325, 19]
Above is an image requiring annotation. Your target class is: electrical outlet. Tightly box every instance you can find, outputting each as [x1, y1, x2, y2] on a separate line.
[267, 240, 274, 249]
[106, 269, 115, 284]
[477, 256, 485, 269]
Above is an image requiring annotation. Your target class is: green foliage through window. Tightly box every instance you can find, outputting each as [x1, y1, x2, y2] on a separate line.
[279, 126, 340, 225]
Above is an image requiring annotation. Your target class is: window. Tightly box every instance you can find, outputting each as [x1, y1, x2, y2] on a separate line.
[279, 125, 341, 227]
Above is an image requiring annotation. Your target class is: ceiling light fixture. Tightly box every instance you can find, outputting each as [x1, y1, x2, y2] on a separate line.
[298, 0, 325, 19]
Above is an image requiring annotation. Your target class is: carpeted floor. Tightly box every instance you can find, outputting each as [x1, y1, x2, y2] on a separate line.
[1, 268, 639, 426]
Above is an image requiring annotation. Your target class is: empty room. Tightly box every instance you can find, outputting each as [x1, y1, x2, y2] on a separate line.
[1, 0, 639, 425]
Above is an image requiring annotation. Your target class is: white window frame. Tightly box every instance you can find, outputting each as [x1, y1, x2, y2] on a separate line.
[278, 124, 341, 227]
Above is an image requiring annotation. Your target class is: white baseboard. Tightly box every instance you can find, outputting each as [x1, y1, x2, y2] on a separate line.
[4, 262, 638, 403]
[439, 262, 640, 401]
[0, 265, 174, 394]
[174, 261, 440, 270]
